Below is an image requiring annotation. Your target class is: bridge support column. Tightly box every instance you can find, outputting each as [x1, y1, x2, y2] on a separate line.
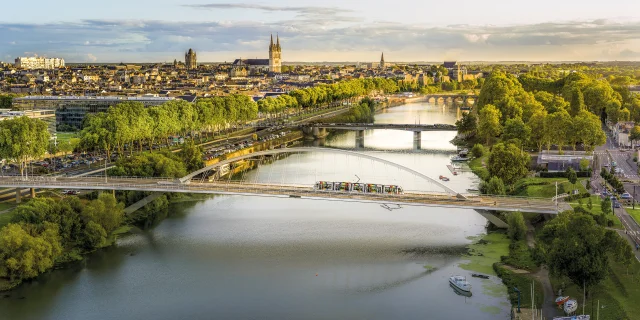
[30, 188, 36, 198]
[356, 130, 365, 148]
[413, 131, 421, 150]
[474, 209, 508, 229]
[16, 188, 21, 204]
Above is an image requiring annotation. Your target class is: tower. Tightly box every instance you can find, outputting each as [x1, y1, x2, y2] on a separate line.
[185, 48, 197, 70]
[380, 52, 386, 70]
[269, 34, 282, 73]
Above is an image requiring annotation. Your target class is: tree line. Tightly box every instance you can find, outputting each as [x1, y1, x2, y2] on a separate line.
[0, 116, 50, 176]
[0, 194, 124, 285]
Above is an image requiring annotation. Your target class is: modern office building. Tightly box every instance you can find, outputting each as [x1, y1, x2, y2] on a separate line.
[14, 57, 65, 70]
[13, 96, 175, 129]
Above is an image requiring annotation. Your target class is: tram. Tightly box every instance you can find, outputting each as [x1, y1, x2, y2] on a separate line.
[314, 181, 404, 194]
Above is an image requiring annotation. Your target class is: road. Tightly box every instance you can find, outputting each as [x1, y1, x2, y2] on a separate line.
[591, 130, 640, 260]
[0, 176, 568, 214]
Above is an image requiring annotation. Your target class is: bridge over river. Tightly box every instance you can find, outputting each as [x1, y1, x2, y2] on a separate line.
[0, 176, 569, 215]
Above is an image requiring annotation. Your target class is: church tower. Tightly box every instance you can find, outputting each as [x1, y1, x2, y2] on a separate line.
[380, 52, 386, 70]
[185, 48, 197, 70]
[269, 34, 282, 73]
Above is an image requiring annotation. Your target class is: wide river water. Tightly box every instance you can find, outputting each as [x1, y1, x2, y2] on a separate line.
[0, 102, 511, 320]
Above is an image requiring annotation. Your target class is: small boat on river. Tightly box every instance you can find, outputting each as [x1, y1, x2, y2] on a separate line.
[471, 273, 489, 279]
[564, 299, 578, 314]
[449, 275, 472, 293]
[451, 156, 469, 162]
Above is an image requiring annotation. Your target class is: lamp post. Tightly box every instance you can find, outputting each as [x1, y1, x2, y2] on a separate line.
[514, 287, 521, 313]
[634, 185, 637, 210]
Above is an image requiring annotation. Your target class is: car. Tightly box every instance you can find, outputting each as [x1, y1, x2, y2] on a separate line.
[614, 202, 621, 208]
[621, 193, 632, 199]
[64, 190, 79, 195]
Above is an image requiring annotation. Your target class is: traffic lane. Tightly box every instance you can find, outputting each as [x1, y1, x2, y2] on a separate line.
[609, 151, 637, 178]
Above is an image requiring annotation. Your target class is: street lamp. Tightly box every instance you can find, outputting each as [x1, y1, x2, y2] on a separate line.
[634, 185, 637, 210]
[514, 287, 521, 313]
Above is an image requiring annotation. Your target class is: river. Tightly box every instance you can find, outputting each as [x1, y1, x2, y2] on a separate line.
[0, 102, 511, 320]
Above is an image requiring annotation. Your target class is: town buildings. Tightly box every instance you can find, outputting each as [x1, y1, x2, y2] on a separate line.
[15, 57, 65, 70]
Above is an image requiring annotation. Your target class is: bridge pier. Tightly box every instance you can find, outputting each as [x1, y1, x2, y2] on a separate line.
[16, 188, 21, 204]
[30, 188, 36, 198]
[413, 131, 421, 150]
[355, 130, 365, 148]
[474, 209, 508, 229]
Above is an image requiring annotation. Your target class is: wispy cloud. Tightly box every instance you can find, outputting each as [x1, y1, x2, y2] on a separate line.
[0, 18, 639, 62]
[182, 3, 352, 16]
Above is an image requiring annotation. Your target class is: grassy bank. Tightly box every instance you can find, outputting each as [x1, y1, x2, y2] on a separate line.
[567, 195, 624, 229]
[468, 154, 489, 181]
[512, 177, 587, 198]
[625, 207, 640, 226]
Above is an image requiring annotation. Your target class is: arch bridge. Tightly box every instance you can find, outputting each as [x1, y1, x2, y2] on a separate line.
[0, 148, 570, 228]
[424, 94, 477, 108]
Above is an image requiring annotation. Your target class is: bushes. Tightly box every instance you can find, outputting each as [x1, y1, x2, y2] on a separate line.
[507, 212, 527, 241]
[493, 263, 544, 309]
[539, 171, 591, 178]
[564, 192, 591, 202]
[471, 144, 484, 158]
[600, 168, 625, 193]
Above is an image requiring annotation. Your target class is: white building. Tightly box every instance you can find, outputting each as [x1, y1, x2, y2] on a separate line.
[15, 57, 65, 70]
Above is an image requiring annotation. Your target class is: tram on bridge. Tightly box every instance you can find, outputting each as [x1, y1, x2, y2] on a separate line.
[314, 181, 404, 194]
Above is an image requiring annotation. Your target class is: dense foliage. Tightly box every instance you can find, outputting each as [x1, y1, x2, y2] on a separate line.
[536, 211, 633, 291]
[0, 117, 50, 176]
[0, 195, 124, 282]
[487, 143, 530, 186]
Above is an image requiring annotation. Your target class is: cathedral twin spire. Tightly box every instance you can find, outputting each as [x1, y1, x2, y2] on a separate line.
[270, 33, 281, 51]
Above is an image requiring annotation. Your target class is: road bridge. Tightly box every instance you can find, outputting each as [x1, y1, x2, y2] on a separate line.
[0, 147, 571, 228]
[423, 94, 478, 108]
[0, 176, 569, 215]
[301, 124, 457, 149]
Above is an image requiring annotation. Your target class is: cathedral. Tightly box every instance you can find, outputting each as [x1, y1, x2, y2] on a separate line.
[232, 34, 282, 74]
[185, 48, 197, 70]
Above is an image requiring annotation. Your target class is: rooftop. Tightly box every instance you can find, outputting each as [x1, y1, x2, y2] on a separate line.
[15, 95, 176, 102]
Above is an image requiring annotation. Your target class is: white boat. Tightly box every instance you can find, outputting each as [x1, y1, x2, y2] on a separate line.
[564, 299, 578, 314]
[553, 316, 590, 320]
[451, 156, 469, 162]
[449, 275, 472, 292]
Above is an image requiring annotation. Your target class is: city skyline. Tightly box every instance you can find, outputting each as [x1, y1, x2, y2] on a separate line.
[2, 0, 640, 63]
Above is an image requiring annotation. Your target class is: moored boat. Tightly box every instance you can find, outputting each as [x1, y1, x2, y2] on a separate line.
[449, 275, 472, 292]
[451, 156, 469, 162]
[471, 273, 489, 279]
[564, 299, 578, 314]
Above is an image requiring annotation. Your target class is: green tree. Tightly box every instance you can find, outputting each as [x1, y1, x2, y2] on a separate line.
[545, 110, 572, 152]
[567, 167, 577, 184]
[587, 197, 593, 210]
[573, 110, 606, 151]
[579, 159, 590, 172]
[485, 176, 506, 195]
[568, 86, 586, 116]
[82, 193, 124, 234]
[507, 212, 527, 241]
[630, 126, 640, 148]
[478, 104, 503, 145]
[471, 144, 484, 158]
[179, 140, 205, 172]
[601, 197, 612, 215]
[487, 143, 530, 185]
[0, 117, 50, 176]
[528, 110, 548, 152]
[455, 112, 477, 135]
[83, 221, 107, 249]
[502, 118, 531, 148]
[0, 223, 62, 281]
[537, 212, 633, 292]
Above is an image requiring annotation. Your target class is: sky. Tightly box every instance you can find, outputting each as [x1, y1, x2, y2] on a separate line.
[1, 0, 640, 63]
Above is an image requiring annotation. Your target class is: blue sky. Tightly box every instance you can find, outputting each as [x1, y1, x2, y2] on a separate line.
[1, 0, 640, 62]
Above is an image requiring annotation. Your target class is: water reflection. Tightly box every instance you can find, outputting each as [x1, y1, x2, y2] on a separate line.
[0, 103, 509, 320]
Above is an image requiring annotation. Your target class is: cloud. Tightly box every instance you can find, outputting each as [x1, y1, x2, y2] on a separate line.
[0, 18, 639, 62]
[86, 53, 97, 62]
[182, 3, 352, 16]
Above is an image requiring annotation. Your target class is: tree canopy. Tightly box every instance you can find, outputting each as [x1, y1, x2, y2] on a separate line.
[0, 116, 50, 176]
[487, 143, 530, 185]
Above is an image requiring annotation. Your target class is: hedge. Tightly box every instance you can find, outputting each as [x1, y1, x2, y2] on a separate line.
[539, 171, 591, 178]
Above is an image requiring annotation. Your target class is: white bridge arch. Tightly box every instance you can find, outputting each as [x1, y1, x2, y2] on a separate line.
[180, 147, 460, 196]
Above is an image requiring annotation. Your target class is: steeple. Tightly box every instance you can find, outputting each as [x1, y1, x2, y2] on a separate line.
[270, 34, 274, 51]
[276, 33, 281, 50]
[380, 52, 385, 69]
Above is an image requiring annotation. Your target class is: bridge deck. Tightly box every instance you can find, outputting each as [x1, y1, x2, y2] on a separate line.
[305, 123, 457, 131]
[0, 177, 569, 214]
